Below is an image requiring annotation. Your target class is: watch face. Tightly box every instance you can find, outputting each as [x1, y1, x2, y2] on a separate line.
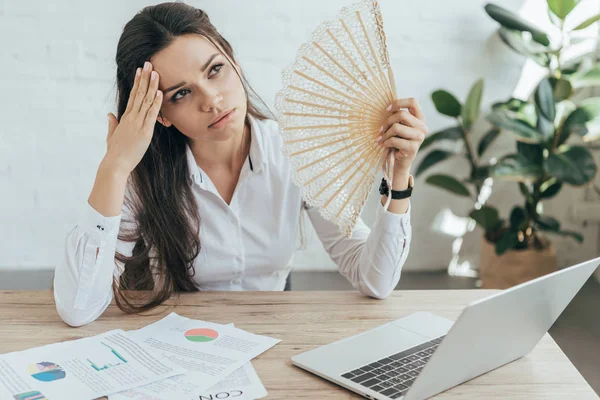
[379, 177, 414, 198]
[379, 179, 387, 195]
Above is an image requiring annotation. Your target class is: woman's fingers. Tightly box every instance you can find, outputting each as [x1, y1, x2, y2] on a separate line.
[124, 68, 141, 115]
[381, 136, 417, 158]
[141, 70, 160, 113]
[384, 109, 427, 132]
[106, 113, 118, 142]
[141, 69, 161, 131]
[143, 90, 163, 132]
[133, 62, 153, 114]
[378, 122, 424, 145]
[387, 97, 425, 122]
[377, 98, 428, 148]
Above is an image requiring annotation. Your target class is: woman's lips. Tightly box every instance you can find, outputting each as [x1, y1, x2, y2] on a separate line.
[209, 109, 235, 129]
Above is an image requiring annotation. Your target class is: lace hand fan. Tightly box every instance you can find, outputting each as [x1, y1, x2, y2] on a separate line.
[275, 0, 398, 238]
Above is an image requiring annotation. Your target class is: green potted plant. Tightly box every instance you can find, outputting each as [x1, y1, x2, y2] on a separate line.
[471, 1, 600, 288]
[416, 0, 600, 288]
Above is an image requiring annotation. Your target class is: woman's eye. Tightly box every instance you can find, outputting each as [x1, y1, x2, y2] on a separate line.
[171, 89, 190, 102]
[169, 64, 223, 103]
[209, 63, 224, 77]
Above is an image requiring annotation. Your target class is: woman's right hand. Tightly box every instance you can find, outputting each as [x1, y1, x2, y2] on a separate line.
[103, 61, 163, 178]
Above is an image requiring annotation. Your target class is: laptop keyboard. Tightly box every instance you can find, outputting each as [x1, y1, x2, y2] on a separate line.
[340, 335, 446, 399]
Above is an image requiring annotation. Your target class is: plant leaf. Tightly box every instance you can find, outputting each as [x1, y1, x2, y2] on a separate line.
[495, 230, 520, 255]
[492, 154, 544, 181]
[549, 77, 573, 101]
[539, 177, 563, 198]
[572, 13, 600, 30]
[510, 206, 528, 231]
[469, 206, 501, 231]
[537, 114, 555, 142]
[420, 126, 463, 152]
[468, 165, 492, 183]
[462, 79, 484, 131]
[561, 61, 584, 77]
[561, 97, 600, 137]
[535, 214, 561, 231]
[487, 111, 543, 143]
[425, 174, 471, 197]
[477, 127, 501, 157]
[554, 100, 577, 146]
[492, 97, 537, 126]
[547, 0, 580, 19]
[415, 150, 457, 177]
[485, 4, 551, 45]
[553, 229, 584, 242]
[554, 99, 576, 127]
[571, 65, 600, 88]
[544, 146, 598, 185]
[497, 28, 552, 67]
[548, 7, 562, 26]
[534, 77, 556, 121]
[517, 142, 544, 165]
[431, 90, 462, 117]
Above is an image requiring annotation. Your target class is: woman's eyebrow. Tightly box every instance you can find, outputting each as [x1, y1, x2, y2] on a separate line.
[162, 53, 220, 94]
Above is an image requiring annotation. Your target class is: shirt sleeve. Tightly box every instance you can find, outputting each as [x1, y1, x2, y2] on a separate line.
[305, 199, 412, 299]
[53, 196, 136, 327]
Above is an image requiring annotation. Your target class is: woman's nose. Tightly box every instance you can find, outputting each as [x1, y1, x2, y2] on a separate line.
[199, 88, 223, 112]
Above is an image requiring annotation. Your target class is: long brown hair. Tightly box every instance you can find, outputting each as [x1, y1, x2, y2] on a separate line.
[112, 2, 273, 313]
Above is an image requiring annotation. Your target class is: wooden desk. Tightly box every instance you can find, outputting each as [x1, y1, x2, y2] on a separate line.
[0, 290, 597, 399]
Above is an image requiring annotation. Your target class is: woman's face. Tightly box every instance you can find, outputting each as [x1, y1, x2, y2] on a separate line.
[151, 34, 247, 142]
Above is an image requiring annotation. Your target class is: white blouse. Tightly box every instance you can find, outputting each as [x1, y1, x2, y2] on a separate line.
[53, 115, 412, 327]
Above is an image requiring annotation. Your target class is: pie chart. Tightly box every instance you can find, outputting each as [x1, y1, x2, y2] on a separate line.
[27, 362, 66, 382]
[184, 328, 219, 343]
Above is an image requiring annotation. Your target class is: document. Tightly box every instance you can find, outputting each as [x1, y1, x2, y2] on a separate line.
[109, 314, 278, 399]
[111, 362, 267, 400]
[0, 330, 184, 400]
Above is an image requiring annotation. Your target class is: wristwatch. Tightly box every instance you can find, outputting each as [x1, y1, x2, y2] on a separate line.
[379, 175, 414, 199]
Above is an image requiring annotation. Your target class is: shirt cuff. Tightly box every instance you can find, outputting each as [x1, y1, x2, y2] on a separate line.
[81, 201, 122, 242]
[71, 203, 121, 310]
[375, 198, 411, 236]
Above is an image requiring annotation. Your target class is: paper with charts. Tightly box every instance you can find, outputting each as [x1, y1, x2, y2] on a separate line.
[0, 330, 184, 400]
[110, 314, 279, 400]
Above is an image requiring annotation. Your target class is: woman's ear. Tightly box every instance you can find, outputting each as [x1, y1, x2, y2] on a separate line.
[157, 114, 173, 127]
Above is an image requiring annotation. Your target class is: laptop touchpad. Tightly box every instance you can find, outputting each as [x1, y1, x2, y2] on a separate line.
[391, 311, 454, 338]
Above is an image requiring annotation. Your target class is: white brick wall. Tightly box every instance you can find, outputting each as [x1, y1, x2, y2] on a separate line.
[1, 0, 598, 277]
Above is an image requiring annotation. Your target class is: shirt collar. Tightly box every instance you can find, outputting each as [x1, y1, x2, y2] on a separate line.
[186, 113, 267, 187]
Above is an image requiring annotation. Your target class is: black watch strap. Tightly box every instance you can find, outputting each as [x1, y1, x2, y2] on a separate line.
[379, 176, 413, 199]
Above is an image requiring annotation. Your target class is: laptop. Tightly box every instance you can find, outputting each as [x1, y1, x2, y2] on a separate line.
[292, 256, 600, 399]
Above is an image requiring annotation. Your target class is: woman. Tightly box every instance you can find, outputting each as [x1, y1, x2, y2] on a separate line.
[53, 2, 427, 327]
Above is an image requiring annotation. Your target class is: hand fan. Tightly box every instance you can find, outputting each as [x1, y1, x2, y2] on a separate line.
[275, 0, 398, 237]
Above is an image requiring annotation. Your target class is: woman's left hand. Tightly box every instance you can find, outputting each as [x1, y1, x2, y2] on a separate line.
[376, 97, 428, 174]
